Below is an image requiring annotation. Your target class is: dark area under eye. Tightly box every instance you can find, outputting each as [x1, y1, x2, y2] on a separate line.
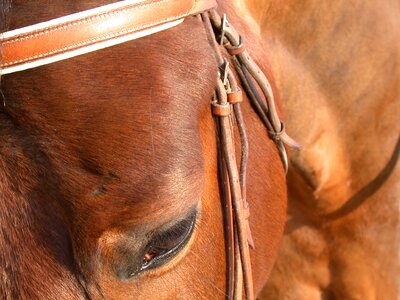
[139, 209, 198, 273]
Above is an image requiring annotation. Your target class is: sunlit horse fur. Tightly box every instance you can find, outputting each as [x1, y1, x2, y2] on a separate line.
[0, 1, 288, 299]
[236, 0, 400, 299]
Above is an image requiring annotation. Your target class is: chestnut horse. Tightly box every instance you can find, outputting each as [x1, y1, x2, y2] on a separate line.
[0, 1, 288, 299]
[235, 0, 400, 299]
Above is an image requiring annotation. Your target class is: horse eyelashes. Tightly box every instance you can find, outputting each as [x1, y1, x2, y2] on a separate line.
[135, 210, 197, 275]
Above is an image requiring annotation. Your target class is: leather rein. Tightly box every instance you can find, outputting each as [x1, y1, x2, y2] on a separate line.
[0, 1, 298, 299]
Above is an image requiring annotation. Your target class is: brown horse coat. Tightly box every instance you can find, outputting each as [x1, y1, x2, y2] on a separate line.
[238, 0, 400, 299]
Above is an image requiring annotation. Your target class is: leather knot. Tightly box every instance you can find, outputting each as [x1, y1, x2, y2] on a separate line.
[227, 89, 243, 104]
[268, 121, 286, 142]
[211, 102, 231, 116]
[226, 36, 245, 56]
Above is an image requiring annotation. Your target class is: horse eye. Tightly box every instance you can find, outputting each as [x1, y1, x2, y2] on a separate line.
[139, 210, 197, 272]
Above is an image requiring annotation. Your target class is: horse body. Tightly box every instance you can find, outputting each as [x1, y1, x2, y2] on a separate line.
[0, 1, 287, 298]
[239, 0, 400, 298]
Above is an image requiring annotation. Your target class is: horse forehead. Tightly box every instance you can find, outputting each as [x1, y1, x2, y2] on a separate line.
[61, 34, 214, 173]
[1, 7, 217, 203]
[8, 0, 127, 28]
[45, 16, 217, 120]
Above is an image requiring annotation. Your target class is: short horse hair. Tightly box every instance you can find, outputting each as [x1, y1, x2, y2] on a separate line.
[0, 0, 11, 33]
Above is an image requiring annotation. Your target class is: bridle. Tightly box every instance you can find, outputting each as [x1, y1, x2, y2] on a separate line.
[0, 1, 298, 299]
[201, 11, 299, 300]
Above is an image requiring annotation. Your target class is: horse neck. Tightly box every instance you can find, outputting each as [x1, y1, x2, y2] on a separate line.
[243, 0, 400, 217]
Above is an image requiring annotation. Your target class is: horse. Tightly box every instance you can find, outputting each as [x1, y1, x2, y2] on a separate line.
[235, 0, 400, 299]
[0, 0, 291, 299]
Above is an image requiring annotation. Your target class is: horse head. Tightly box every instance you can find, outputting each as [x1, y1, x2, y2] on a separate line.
[0, 1, 288, 298]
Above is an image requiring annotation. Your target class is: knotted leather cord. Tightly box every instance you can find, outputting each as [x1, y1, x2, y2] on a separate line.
[208, 10, 300, 174]
[202, 12, 254, 300]
[202, 8, 300, 300]
[216, 77, 254, 300]
[213, 76, 238, 300]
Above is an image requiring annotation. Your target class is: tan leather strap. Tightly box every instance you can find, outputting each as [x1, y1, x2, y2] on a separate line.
[204, 9, 300, 299]
[0, 0, 217, 75]
[202, 12, 255, 300]
[209, 10, 301, 174]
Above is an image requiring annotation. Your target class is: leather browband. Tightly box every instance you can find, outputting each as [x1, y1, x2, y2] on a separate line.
[0, 0, 217, 75]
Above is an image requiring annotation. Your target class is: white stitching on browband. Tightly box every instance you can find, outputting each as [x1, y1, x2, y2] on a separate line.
[3, 13, 190, 67]
[2, 0, 171, 45]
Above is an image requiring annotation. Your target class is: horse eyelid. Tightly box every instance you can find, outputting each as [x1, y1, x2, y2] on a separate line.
[139, 210, 198, 272]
